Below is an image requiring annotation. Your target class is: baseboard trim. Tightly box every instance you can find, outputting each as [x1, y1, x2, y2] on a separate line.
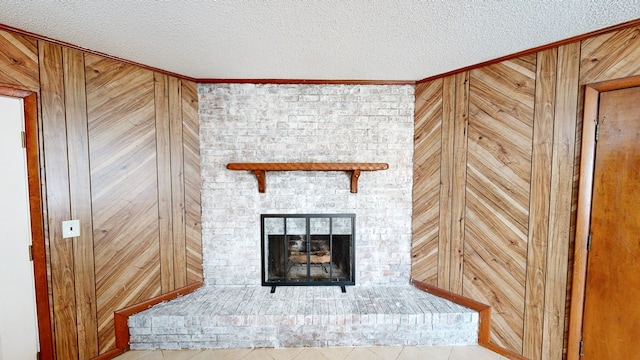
[411, 279, 526, 360]
[92, 281, 204, 360]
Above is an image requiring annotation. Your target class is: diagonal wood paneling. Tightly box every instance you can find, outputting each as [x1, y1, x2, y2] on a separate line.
[464, 55, 536, 353]
[407, 21, 640, 360]
[85, 54, 161, 354]
[580, 26, 640, 85]
[0, 26, 204, 359]
[182, 79, 203, 285]
[411, 79, 443, 286]
[0, 30, 39, 91]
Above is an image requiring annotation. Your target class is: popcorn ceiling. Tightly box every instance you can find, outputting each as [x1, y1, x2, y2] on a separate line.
[2, 1, 639, 80]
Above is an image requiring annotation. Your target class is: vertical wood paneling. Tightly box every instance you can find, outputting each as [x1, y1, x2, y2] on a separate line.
[85, 54, 161, 354]
[523, 48, 557, 359]
[169, 77, 187, 288]
[449, 71, 469, 295]
[38, 41, 79, 360]
[62, 47, 99, 358]
[542, 41, 581, 360]
[182, 80, 203, 284]
[154, 72, 175, 293]
[0, 30, 39, 90]
[580, 26, 640, 85]
[438, 76, 455, 289]
[411, 79, 443, 286]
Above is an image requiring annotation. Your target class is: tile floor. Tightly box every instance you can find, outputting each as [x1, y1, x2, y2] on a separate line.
[114, 345, 509, 359]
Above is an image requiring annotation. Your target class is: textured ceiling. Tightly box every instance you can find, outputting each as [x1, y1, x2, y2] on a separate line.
[2, 1, 640, 81]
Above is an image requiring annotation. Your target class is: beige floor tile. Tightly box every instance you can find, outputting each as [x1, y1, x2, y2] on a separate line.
[360, 346, 403, 360]
[189, 348, 253, 360]
[160, 350, 206, 360]
[312, 346, 355, 360]
[115, 350, 166, 360]
[448, 345, 501, 360]
[396, 346, 452, 360]
[342, 347, 385, 360]
[239, 348, 276, 360]
[293, 348, 332, 360]
[115, 345, 507, 360]
[265, 347, 305, 360]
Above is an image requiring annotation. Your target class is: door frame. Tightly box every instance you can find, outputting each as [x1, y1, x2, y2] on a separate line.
[0, 86, 54, 359]
[567, 75, 640, 360]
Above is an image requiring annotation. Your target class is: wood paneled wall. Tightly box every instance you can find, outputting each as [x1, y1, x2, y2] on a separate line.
[0, 28, 202, 358]
[412, 24, 640, 359]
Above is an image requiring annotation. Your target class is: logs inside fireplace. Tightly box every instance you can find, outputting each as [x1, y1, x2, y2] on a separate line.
[261, 214, 355, 292]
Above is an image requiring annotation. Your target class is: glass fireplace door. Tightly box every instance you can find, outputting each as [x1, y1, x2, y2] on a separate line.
[262, 214, 355, 287]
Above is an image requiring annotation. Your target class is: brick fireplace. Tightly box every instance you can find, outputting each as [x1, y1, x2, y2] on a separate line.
[128, 84, 480, 350]
[198, 83, 415, 286]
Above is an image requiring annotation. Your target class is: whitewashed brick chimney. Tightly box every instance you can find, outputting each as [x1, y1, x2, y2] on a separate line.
[198, 83, 414, 286]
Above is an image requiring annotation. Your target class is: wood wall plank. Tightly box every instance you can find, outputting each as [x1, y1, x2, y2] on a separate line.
[437, 76, 455, 289]
[154, 72, 175, 293]
[85, 54, 161, 354]
[541, 41, 581, 360]
[182, 80, 203, 284]
[411, 79, 443, 286]
[449, 71, 469, 295]
[523, 48, 557, 359]
[38, 40, 79, 360]
[0, 30, 39, 91]
[62, 47, 99, 358]
[169, 76, 187, 289]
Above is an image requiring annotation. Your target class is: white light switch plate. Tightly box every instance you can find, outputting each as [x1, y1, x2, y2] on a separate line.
[62, 220, 80, 238]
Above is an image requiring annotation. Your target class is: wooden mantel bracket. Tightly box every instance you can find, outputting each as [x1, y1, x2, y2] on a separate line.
[226, 162, 389, 193]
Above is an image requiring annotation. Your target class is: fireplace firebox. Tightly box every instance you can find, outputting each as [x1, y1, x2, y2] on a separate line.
[261, 214, 355, 292]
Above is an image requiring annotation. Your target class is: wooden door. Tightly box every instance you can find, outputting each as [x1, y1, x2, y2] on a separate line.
[0, 95, 39, 359]
[581, 85, 640, 358]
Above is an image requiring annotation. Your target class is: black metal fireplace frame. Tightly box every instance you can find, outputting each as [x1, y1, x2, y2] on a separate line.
[261, 213, 356, 292]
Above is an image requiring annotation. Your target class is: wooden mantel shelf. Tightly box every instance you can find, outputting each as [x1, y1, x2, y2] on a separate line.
[226, 162, 389, 193]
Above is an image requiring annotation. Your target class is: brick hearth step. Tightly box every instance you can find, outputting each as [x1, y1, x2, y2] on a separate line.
[128, 285, 478, 350]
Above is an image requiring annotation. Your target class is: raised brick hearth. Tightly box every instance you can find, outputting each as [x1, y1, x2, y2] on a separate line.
[129, 286, 478, 349]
